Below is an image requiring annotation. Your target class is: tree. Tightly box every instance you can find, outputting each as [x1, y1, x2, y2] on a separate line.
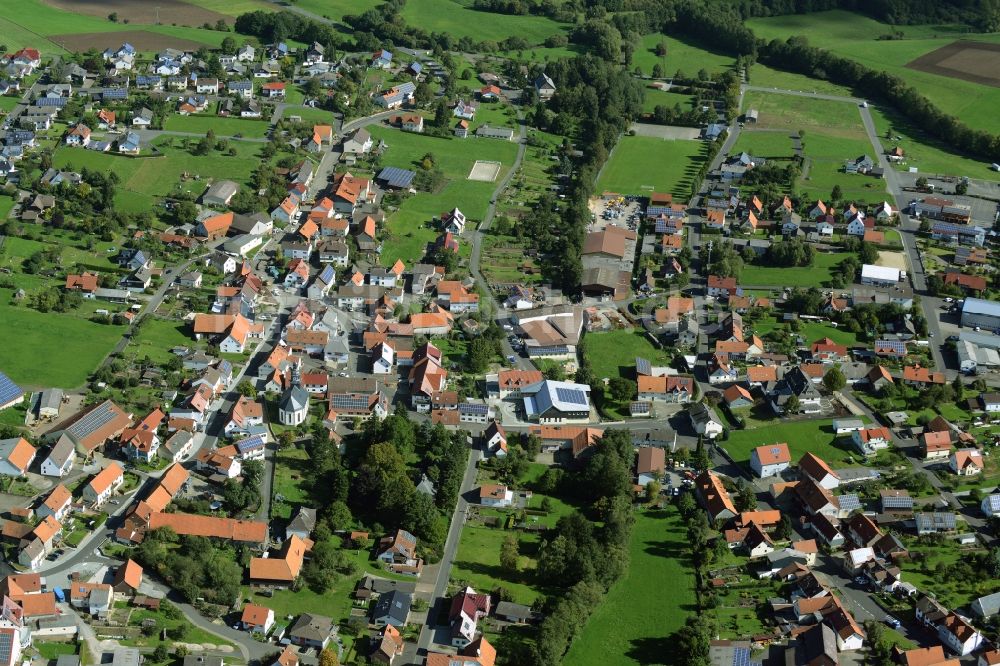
[655, 41, 668, 56]
[237, 380, 257, 397]
[152, 645, 169, 663]
[645, 480, 661, 503]
[823, 366, 847, 392]
[652, 63, 664, 79]
[467, 337, 495, 373]
[221, 36, 237, 54]
[608, 377, 634, 403]
[318, 648, 340, 666]
[956, 181, 969, 195]
[433, 98, 450, 128]
[785, 394, 801, 414]
[413, 81, 433, 107]
[735, 483, 757, 512]
[831, 184, 842, 201]
[916, 176, 929, 189]
[500, 534, 519, 572]
[671, 617, 710, 666]
[108, 12, 118, 22]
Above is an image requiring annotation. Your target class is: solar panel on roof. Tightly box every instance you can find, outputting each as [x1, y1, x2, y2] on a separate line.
[555, 387, 588, 406]
[636, 357, 652, 377]
[330, 394, 370, 411]
[459, 403, 488, 415]
[377, 166, 415, 189]
[319, 265, 335, 283]
[527, 345, 569, 356]
[630, 402, 650, 415]
[236, 435, 265, 452]
[67, 402, 117, 438]
[882, 495, 913, 509]
[732, 647, 751, 666]
[0, 371, 23, 406]
[837, 494, 861, 512]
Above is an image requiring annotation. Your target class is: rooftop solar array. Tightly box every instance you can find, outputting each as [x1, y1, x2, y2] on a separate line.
[459, 403, 489, 415]
[236, 435, 265, 452]
[526, 345, 570, 356]
[378, 166, 415, 189]
[875, 339, 906, 353]
[837, 494, 861, 513]
[731, 647, 752, 666]
[0, 371, 23, 406]
[916, 512, 956, 531]
[882, 494, 913, 509]
[67, 402, 117, 438]
[555, 387, 588, 406]
[630, 401, 650, 415]
[986, 495, 1000, 512]
[636, 357, 652, 377]
[319, 265, 335, 284]
[330, 394, 371, 411]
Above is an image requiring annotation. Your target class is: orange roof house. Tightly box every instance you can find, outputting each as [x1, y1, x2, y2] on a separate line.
[65, 273, 99, 293]
[197, 211, 234, 240]
[0, 438, 36, 475]
[148, 512, 267, 543]
[249, 534, 310, 583]
[112, 559, 143, 592]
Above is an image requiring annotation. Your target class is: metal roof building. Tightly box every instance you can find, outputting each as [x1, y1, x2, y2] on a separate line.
[961, 297, 1000, 331]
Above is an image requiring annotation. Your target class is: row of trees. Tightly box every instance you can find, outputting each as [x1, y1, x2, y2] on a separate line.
[520, 430, 636, 664]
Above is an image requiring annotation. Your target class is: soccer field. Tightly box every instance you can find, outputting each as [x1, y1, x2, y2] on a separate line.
[595, 135, 708, 197]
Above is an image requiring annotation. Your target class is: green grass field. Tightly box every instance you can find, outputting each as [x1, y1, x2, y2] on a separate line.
[163, 114, 270, 138]
[596, 135, 707, 196]
[451, 525, 544, 605]
[564, 508, 696, 666]
[749, 62, 856, 97]
[747, 10, 1000, 133]
[723, 418, 858, 467]
[633, 33, 735, 77]
[742, 90, 864, 136]
[582, 329, 671, 382]
[641, 88, 695, 114]
[0, 289, 123, 389]
[271, 446, 311, 520]
[398, 0, 568, 45]
[284, 106, 338, 126]
[752, 317, 860, 348]
[869, 106, 1000, 181]
[187, 0, 275, 15]
[53, 136, 263, 212]
[128, 317, 197, 365]
[731, 130, 796, 158]
[367, 125, 518, 265]
[798, 130, 889, 204]
[740, 251, 846, 287]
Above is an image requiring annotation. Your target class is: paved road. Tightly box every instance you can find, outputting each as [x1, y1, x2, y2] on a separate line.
[415, 447, 482, 655]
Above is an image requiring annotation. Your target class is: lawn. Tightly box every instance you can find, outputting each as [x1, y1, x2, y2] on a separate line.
[748, 62, 856, 97]
[451, 525, 544, 605]
[271, 446, 311, 520]
[731, 130, 796, 159]
[186, 0, 275, 15]
[127, 317, 197, 366]
[563, 508, 696, 666]
[798, 131, 889, 205]
[33, 643, 77, 660]
[582, 329, 671, 382]
[869, 106, 1000, 181]
[0, 288, 123, 389]
[53, 136, 263, 212]
[399, 0, 568, 45]
[752, 317, 860, 348]
[641, 88, 696, 114]
[126, 606, 235, 649]
[163, 114, 270, 138]
[747, 10, 1000, 133]
[742, 90, 865, 136]
[367, 125, 518, 265]
[722, 418, 858, 467]
[897, 537, 996, 609]
[633, 33, 735, 77]
[740, 251, 847, 288]
[595, 135, 708, 197]
[284, 106, 338, 126]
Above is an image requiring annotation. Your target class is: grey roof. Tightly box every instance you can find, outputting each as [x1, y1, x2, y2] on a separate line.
[792, 623, 837, 665]
[56, 656, 81, 666]
[289, 613, 334, 641]
[495, 601, 531, 620]
[915, 512, 956, 532]
[111, 649, 142, 666]
[46, 435, 75, 469]
[836, 493, 861, 513]
[372, 589, 410, 624]
[521, 380, 591, 418]
[203, 179, 239, 203]
[280, 385, 309, 412]
[415, 474, 435, 496]
[963, 297, 1000, 318]
[286, 506, 317, 536]
[973, 591, 1000, 617]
